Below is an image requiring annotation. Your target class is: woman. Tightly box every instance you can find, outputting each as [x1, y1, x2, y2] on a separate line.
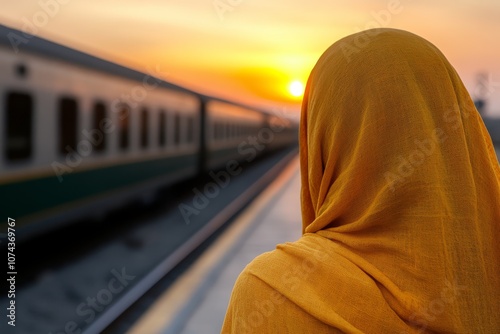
[221, 29, 500, 333]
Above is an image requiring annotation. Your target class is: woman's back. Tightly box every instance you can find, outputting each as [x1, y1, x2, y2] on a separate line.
[222, 28, 500, 333]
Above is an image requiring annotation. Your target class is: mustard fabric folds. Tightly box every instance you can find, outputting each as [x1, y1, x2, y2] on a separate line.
[221, 29, 500, 333]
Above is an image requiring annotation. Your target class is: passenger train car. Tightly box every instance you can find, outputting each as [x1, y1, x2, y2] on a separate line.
[0, 24, 297, 239]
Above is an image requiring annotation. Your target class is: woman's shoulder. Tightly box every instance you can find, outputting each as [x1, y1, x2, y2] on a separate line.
[222, 251, 343, 334]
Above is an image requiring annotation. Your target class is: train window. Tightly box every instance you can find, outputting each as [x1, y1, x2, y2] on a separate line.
[140, 108, 149, 148]
[159, 110, 166, 147]
[118, 104, 130, 150]
[187, 117, 194, 143]
[174, 113, 180, 145]
[5, 92, 33, 161]
[215, 123, 220, 141]
[59, 97, 78, 155]
[93, 102, 106, 152]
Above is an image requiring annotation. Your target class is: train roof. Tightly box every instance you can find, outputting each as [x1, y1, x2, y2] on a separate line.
[0, 24, 278, 116]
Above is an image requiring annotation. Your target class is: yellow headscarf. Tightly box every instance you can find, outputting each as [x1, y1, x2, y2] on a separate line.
[222, 29, 500, 333]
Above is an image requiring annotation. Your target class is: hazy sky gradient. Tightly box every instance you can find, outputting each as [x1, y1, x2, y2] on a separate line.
[1, 0, 499, 114]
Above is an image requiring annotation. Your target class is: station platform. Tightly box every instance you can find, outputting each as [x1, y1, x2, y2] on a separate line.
[128, 155, 302, 334]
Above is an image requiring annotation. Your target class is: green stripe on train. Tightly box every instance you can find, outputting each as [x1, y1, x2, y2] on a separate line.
[1, 154, 198, 219]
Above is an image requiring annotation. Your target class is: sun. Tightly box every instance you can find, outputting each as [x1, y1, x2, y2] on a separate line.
[288, 80, 304, 98]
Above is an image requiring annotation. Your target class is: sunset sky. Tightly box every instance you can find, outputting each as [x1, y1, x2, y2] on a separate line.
[1, 0, 499, 115]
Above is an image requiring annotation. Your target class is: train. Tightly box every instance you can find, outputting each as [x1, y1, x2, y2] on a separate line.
[0, 24, 298, 239]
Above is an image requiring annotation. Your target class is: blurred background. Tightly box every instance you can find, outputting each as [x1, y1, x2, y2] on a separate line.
[1, 0, 500, 115]
[0, 1, 499, 333]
